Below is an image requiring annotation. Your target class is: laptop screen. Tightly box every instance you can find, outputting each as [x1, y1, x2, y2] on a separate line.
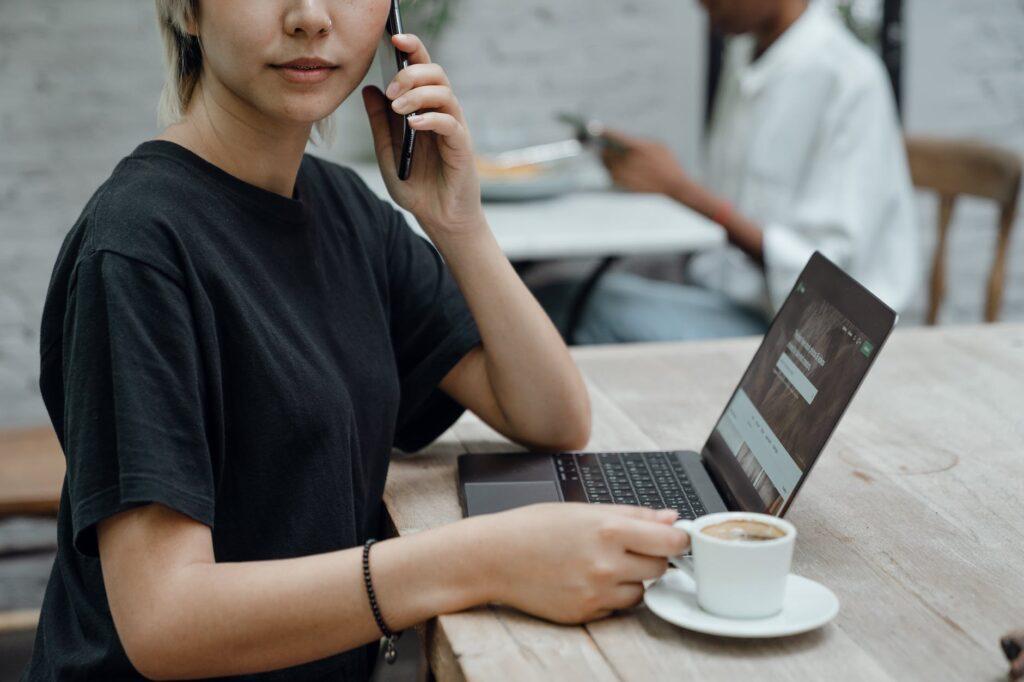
[701, 252, 897, 516]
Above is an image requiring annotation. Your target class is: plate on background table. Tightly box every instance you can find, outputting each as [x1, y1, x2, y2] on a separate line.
[480, 177, 578, 202]
[644, 569, 840, 638]
[476, 153, 582, 202]
[478, 169, 579, 202]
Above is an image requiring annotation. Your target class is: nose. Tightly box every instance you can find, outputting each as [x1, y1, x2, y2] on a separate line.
[284, 0, 333, 37]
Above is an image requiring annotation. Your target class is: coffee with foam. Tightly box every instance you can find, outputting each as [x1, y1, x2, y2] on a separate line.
[701, 519, 786, 542]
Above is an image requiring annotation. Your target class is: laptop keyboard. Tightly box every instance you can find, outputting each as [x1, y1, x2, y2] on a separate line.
[555, 452, 707, 520]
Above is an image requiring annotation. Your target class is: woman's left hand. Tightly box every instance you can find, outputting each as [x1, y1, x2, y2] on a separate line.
[362, 33, 483, 239]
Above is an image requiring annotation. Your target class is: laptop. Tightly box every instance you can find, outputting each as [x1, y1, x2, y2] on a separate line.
[458, 252, 897, 519]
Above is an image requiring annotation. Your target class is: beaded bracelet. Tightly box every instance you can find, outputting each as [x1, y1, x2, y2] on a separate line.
[362, 539, 399, 664]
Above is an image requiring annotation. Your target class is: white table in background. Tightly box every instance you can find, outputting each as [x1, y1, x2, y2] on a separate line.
[349, 163, 725, 262]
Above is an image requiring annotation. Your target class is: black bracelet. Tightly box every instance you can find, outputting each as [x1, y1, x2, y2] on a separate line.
[362, 539, 399, 664]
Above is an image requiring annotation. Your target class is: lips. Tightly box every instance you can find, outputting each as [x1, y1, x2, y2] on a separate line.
[271, 57, 338, 84]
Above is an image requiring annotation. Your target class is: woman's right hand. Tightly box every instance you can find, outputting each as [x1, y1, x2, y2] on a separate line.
[482, 503, 689, 624]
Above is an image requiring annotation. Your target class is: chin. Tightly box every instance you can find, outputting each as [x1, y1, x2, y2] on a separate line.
[275, 100, 343, 126]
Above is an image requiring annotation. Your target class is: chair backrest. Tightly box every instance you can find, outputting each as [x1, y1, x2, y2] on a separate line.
[0, 609, 39, 636]
[905, 136, 1022, 323]
[0, 427, 61, 641]
[0, 426, 64, 518]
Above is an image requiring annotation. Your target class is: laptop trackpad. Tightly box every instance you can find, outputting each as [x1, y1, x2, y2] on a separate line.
[464, 481, 561, 516]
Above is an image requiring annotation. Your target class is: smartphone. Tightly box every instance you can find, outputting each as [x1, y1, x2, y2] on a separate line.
[376, 0, 416, 180]
[557, 112, 628, 154]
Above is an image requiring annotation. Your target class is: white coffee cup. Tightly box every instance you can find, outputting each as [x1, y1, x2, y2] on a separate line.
[670, 512, 796, 619]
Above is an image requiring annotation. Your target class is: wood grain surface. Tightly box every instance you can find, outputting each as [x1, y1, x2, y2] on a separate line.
[384, 324, 1024, 680]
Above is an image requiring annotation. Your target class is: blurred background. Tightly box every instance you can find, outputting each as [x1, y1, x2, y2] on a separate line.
[0, 0, 1022, 678]
[2, 0, 1022, 425]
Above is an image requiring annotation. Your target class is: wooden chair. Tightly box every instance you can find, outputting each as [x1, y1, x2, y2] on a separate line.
[0, 426, 64, 518]
[905, 136, 1022, 324]
[0, 610, 39, 636]
[0, 426, 64, 637]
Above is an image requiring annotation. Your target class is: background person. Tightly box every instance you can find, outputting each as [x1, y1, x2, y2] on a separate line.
[538, 0, 920, 343]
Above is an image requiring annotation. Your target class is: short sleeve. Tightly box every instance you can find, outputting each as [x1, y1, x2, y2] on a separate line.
[382, 206, 482, 452]
[62, 249, 215, 556]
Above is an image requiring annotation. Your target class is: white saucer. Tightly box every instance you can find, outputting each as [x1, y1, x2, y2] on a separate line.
[644, 569, 839, 638]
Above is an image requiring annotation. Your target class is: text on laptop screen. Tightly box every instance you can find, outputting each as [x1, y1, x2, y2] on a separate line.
[703, 276, 879, 514]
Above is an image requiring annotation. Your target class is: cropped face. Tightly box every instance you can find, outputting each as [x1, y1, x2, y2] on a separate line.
[190, 0, 390, 127]
[698, 0, 778, 35]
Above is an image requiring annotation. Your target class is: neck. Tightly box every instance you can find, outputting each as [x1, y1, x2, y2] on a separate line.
[753, 0, 808, 59]
[157, 77, 313, 199]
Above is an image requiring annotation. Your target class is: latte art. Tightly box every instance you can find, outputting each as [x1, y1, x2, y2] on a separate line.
[701, 519, 786, 542]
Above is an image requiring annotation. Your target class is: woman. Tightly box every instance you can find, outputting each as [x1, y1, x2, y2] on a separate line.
[24, 1, 687, 680]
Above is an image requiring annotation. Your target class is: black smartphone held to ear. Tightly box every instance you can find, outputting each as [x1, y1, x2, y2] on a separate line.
[377, 0, 416, 180]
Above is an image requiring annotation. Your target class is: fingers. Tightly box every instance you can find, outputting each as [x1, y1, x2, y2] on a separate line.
[612, 517, 690, 557]
[601, 146, 625, 168]
[603, 505, 678, 524]
[600, 142, 635, 174]
[607, 583, 645, 611]
[386, 63, 451, 100]
[392, 32, 431, 66]
[407, 112, 470, 151]
[383, 61, 465, 133]
[619, 553, 670, 583]
[382, 37, 465, 135]
[361, 86, 397, 176]
[592, 506, 688, 557]
[600, 130, 639, 165]
[392, 85, 459, 117]
[601, 128, 639, 148]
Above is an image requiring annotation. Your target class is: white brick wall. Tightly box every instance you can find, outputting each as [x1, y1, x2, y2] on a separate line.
[0, 0, 1021, 427]
[323, 1, 708, 170]
[1, 1, 169, 427]
[0, 0, 705, 427]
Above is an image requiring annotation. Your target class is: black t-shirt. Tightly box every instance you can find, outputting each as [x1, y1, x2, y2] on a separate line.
[24, 140, 481, 681]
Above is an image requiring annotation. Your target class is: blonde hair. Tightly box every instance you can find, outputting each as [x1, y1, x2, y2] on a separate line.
[155, 0, 335, 146]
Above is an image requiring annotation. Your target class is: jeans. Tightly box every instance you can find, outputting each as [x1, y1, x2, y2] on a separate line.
[534, 272, 769, 345]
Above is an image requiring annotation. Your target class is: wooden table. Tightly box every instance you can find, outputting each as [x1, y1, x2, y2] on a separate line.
[384, 323, 1024, 680]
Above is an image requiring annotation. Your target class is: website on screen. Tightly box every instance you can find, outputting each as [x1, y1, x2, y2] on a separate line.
[706, 280, 876, 513]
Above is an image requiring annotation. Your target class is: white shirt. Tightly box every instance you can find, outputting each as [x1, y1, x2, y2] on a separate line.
[687, 2, 921, 316]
